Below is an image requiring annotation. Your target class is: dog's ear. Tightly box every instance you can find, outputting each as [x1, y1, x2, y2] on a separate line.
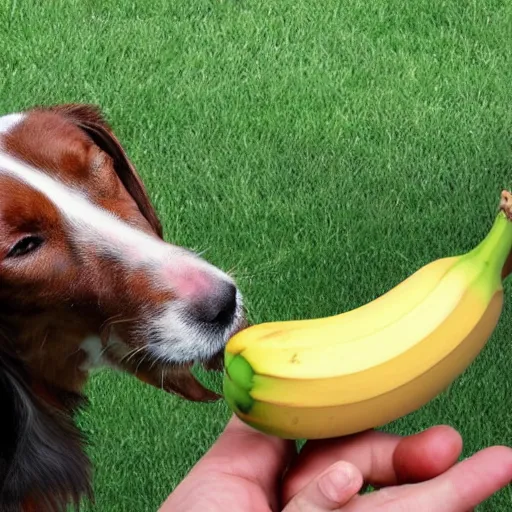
[0, 352, 93, 512]
[47, 103, 164, 239]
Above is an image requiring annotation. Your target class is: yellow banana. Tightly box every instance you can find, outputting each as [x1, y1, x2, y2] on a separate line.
[223, 190, 512, 439]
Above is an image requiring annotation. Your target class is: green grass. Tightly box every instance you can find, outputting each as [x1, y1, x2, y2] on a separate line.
[2, 0, 512, 509]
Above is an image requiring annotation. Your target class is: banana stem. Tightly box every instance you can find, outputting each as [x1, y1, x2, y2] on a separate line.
[499, 191, 512, 279]
[473, 190, 512, 281]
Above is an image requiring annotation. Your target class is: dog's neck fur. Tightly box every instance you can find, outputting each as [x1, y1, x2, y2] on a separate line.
[0, 350, 92, 512]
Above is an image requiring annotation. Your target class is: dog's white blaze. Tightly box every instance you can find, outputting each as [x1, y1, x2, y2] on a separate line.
[0, 151, 170, 262]
[0, 151, 227, 279]
[0, 113, 25, 135]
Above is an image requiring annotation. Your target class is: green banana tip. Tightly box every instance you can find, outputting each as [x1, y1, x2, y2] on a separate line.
[223, 353, 255, 415]
[225, 354, 254, 388]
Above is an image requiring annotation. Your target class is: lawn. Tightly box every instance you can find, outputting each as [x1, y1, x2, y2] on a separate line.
[1, 0, 512, 509]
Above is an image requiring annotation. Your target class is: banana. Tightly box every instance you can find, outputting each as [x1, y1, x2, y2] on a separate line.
[223, 190, 512, 439]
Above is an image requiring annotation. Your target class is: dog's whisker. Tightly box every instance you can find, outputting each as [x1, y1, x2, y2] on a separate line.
[66, 347, 84, 360]
[118, 346, 140, 363]
[39, 330, 50, 354]
[99, 324, 112, 347]
[100, 316, 141, 342]
[195, 247, 210, 258]
[125, 346, 149, 365]
[119, 344, 147, 365]
[148, 352, 160, 372]
[96, 343, 111, 362]
[107, 316, 141, 327]
[134, 351, 151, 375]
[100, 315, 144, 350]
[99, 313, 123, 332]
[226, 265, 239, 277]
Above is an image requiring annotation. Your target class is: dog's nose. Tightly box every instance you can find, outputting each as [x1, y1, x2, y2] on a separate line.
[190, 280, 237, 325]
[163, 255, 239, 326]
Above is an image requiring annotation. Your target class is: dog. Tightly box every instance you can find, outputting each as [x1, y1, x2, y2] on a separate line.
[0, 104, 247, 511]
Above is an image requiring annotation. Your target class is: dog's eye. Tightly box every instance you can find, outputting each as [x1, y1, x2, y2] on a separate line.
[7, 236, 44, 258]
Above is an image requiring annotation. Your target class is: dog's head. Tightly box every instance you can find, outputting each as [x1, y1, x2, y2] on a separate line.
[0, 104, 246, 401]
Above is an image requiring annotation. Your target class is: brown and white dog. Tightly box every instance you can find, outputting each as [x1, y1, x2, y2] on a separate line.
[0, 104, 247, 511]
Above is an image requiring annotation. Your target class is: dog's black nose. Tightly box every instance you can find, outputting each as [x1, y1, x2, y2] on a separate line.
[191, 281, 237, 326]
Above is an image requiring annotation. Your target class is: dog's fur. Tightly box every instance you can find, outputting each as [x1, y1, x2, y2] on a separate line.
[0, 350, 91, 511]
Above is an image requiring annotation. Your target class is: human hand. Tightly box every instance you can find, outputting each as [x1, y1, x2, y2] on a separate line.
[159, 415, 293, 511]
[283, 426, 512, 511]
[160, 415, 512, 511]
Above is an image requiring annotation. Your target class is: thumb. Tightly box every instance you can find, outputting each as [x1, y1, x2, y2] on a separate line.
[283, 461, 363, 512]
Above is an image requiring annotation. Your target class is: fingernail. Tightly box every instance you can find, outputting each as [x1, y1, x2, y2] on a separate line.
[318, 462, 355, 502]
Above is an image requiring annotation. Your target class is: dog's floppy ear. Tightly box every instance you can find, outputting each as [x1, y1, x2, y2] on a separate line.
[0, 351, 92, 512]
[47, 103, 164, 239]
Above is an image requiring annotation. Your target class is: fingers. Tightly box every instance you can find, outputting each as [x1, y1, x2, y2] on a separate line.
[407, 445, 512, 511]
[392, 424, 463, 484]
[283, 426, 462, 502]
[284, 430, 399, 500]
[283, 461, 363, 512]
